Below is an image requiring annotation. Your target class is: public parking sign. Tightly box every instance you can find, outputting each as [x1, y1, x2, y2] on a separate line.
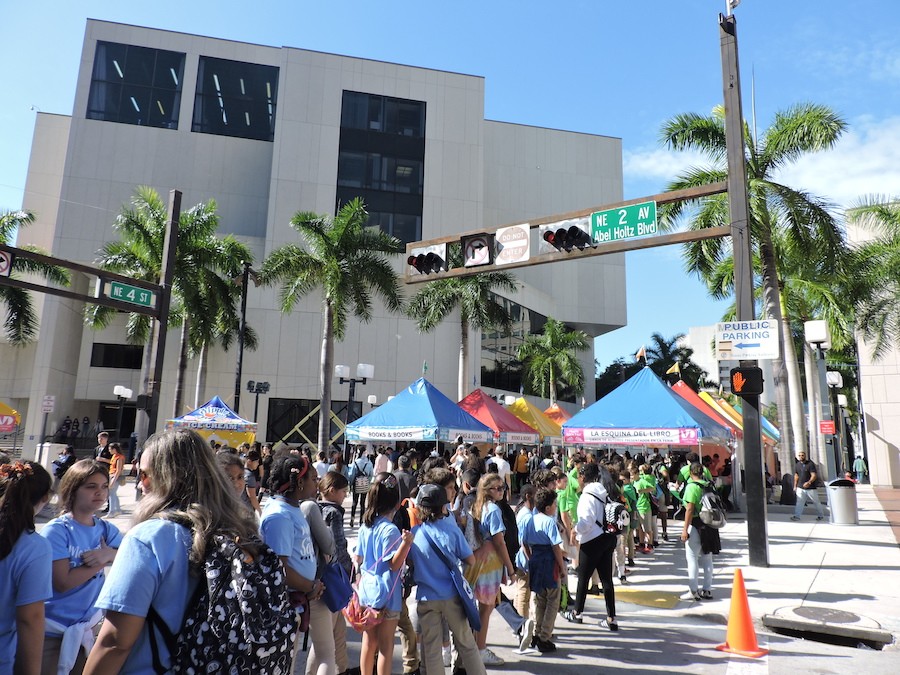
[716, 319, 781, 360]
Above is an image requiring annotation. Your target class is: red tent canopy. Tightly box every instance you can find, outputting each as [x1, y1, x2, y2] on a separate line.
[671, 381, 742, 439]
[458, 389, 541, 444]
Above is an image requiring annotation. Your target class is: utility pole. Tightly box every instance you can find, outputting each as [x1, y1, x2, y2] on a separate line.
[720, 11, 769, 567]
[234, 261, 251, 414]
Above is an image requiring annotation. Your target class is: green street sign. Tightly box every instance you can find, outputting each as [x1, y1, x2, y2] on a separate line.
[590, 200, 658, 243]
[105, 281, 157, 308]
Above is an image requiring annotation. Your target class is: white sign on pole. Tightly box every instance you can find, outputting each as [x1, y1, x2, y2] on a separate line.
[716, 320, 780, 360]
[0, 250, 13, 277]
[41, 395, 56, 414]
[494, 224, 530, 265]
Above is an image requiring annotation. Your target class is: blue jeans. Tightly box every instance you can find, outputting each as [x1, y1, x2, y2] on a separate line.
[107, 480, 120, 513]
[684, 526, 713, 594]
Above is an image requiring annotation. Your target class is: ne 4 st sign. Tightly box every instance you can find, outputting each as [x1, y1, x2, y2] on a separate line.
[716, 319, 781, 360]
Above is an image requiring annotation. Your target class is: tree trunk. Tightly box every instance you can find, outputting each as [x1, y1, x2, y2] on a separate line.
[194, 342, 209, 408]
[173, 316, 189, 418]
[459, 318, 469, 401]
[780, 290, 808, 464]
[134, 321, 157, 448]
[758, 232, 799, 475]
[549, 361, 557, 405]
[318, 299, 335, 454]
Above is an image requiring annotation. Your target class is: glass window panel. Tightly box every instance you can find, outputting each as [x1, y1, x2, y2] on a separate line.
[337, 152, 367, 188]
[367, 96, 383, 131]
[340, 92, 367, 129]
[392, 214, 420, 244]
[192, 56, 279, 141]
[87, 41, 184, 129]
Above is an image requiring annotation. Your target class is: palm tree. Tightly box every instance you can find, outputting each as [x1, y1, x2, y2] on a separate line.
[845, 197, 900, 359]
[87, 187, 253, 422]
[0, 209, 70, 345]
[260, 198, 404, 453]
[517, 317, 590, 405]
[406, 253, 518, 400]
[644, 332, 713, 390]
[659, 102, 848, 468]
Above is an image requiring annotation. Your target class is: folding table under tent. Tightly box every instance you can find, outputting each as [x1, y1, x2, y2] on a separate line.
[345, 378, 494, 444]
[166, 396, 258, 448]
[458, 389, 540, 445]
[562, 367, 731, 447]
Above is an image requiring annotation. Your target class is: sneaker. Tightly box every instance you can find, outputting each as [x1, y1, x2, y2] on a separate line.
[619, 575, 628, 584]
[600, 618, 619, 632]
[533, 637, 556, 653]
[442, 646, 452, 667]
[562, 609, 582, 623]
[652, 541, 659, 547]
[662, 533, 669, 541]
[700, 590, 713, 599]
[816, 516, 825, 521]
[790, 516, 800, 521]
[628, 557, 635, 567]
[518, 618, 535, 652]
[692, 591, 704, 601]
[480, 648, 504, 666]
[589, 584, 601, 595]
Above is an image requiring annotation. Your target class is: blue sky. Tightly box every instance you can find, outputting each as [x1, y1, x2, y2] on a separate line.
[3, 1, 899, 371]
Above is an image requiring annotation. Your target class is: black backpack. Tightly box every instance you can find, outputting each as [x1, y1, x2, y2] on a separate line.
[148, 533, 297, 674]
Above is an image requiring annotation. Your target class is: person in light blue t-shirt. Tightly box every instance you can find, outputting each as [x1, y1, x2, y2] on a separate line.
[0, 461, 53, 675]
[41, 460, 123, 674]
[85, 429, 261, 674]
[355, 472, 413, 675]
[522, 488, 566, 653]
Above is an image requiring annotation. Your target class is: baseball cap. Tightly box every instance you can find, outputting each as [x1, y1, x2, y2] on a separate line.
[417, 483, 449, 509]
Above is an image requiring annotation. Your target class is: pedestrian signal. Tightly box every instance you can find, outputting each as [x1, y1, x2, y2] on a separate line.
[730, 367, 763, 396]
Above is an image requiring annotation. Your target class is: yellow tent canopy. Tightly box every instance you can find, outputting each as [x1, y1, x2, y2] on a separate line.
[506, 397, 561, 443]
[0, 400, 21, 433]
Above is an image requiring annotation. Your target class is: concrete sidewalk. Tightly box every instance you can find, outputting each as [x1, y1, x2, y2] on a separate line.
[60, 480, 900, 673]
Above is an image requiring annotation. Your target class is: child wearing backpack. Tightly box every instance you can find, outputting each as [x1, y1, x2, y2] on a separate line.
[356, 472, 413, 675]
[0, 461, 53, 674]
[680, 462, 718, 601]
[522, 488, 566, 653]
[41, 459, 123, 673]
[86, 429, 287, 674]
[319, 472, 354, 675]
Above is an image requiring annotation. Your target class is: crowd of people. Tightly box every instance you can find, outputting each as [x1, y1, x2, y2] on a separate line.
[0, 433, 730, 674]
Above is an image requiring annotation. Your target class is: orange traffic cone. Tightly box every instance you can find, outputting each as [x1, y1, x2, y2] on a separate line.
[716, 569, 769, 658]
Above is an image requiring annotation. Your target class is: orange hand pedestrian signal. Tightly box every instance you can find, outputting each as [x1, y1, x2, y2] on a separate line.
[729, 367, 763, 396]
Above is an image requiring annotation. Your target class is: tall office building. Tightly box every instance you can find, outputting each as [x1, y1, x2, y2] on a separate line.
[3, 20, 626, 450]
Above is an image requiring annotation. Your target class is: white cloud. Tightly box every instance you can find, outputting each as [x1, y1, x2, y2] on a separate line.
[775, 115, 900, 208]
[623, 147, 710, 183]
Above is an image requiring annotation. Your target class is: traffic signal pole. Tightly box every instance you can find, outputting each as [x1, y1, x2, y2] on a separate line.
[720, 12, 768, 567]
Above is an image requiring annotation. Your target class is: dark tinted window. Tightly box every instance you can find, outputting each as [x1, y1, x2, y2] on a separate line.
[90, 343, 144, 369]
[192, 57, 279, 141]
[87, 42, 185, 129]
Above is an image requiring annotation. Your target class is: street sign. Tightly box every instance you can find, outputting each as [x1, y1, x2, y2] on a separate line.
[716, 319, 781, 360]
[0, 249, 13, 277]
[819, 420, 835, 435]
[41, 395, 55, 414]
[462, 234, 493, 267]
[590, 200, 658, 244]
[494, 224, 530, 265]
[104, 280, 157, 308]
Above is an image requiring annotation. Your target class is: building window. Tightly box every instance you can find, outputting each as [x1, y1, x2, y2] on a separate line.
[192, 57, 279, 141]
[86, 41, 185, 129]
[90, 343, 144, 369]
[338, 91, 426, 244]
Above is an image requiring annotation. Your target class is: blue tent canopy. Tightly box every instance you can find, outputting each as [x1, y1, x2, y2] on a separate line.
[563, 367, 732, 446]
[346, 378, 494, 443]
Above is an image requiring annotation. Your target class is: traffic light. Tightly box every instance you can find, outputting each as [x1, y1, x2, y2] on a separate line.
[406, 244, 447, 275]
[538, 218, 594, 254]
[730, 366, 764, 396]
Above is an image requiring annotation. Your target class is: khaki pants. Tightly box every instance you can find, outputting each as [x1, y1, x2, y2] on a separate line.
[398, 596, 419, 673]
[512, 568, 532, 620]
[304, 597, 337, 675]
[533, 584, 561, 641]
[332, 607, 349, 673]
[418, 598, 486, 675]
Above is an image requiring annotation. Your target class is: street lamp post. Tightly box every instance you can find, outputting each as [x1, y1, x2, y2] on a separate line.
[826, 371, 845, 474]
[805, 320, 836, 481]
[233, 261, 259, 415]
[113, 385, 133, 444]
[247, 380, 270, 423]
[335, 363, 374, 462]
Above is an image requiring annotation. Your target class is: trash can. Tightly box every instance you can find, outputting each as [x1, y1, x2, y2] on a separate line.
[827, 479, 858, 525]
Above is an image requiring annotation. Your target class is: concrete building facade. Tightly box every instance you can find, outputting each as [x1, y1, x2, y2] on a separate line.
[3, 20, 626, 451]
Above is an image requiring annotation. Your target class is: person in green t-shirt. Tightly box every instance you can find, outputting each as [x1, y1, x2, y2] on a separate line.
[635, 464, 657, 553]
[619, 471, 638, 567]
[681, 462, 713, 601]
